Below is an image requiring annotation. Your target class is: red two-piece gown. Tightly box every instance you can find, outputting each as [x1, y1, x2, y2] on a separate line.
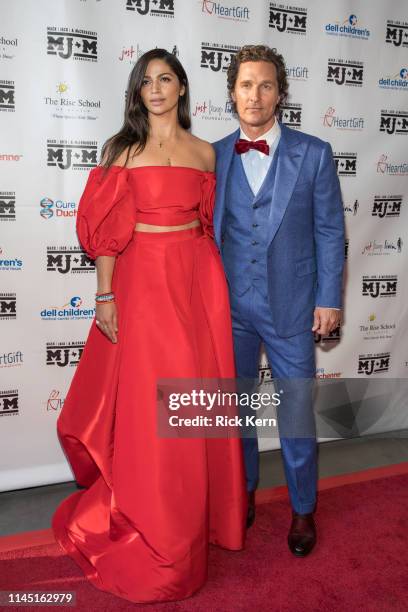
[52, 165, 247, 604]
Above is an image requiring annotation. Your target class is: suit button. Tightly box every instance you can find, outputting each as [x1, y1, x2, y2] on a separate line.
[251, 259, 257, 264]
[252, 241, 259, 246]
[253, 204, 259, 209]
[252, 223, 259, 228]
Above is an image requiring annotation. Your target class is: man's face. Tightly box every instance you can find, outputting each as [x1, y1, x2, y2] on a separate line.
[232, 60, 280, 129]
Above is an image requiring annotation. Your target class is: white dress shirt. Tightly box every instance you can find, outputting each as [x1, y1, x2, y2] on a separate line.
[240, 120, 281, 195]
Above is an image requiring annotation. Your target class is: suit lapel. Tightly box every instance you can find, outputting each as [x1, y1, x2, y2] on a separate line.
[266, 124, 307, 246]
[214, 129, 240, 248]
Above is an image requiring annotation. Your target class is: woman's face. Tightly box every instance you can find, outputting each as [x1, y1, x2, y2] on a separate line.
[140, 58, 185, 117]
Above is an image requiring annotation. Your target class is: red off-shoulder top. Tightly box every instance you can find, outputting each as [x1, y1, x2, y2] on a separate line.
[76, 165, 216, 259]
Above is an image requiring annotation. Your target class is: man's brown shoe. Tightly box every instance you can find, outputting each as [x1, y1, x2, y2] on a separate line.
[288, 511, 316, 557]
[246, 491, 256, 529]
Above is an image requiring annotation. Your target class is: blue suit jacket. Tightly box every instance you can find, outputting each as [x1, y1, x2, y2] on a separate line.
[213, 124, 345, 338]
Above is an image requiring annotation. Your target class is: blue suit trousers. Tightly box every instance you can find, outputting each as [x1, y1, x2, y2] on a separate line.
[230, 285, 317, 515]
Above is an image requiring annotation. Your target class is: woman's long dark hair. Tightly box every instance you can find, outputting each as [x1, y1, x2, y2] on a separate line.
[101, 48, 191, 168]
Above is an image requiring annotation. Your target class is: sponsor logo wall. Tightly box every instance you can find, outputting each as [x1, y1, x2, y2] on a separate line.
[0, 0, 407, 490]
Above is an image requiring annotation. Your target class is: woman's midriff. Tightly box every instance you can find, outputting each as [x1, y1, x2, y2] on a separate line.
[134, 219, 201, 233]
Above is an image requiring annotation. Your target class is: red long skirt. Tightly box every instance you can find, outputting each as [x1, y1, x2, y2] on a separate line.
[52, 225, 247, 603]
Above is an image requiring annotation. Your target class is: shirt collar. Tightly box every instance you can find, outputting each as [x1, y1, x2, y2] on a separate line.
[239, 119, 281, 149]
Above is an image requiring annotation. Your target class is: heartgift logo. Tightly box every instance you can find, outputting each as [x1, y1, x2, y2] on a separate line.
[201, 1, 250, 22]
[322, 107, 364, 131]
[325, 14, 370, 39]
[377, 154, 408, 175]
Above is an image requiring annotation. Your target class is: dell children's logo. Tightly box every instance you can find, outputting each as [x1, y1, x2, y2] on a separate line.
[325, 14, 370, 40]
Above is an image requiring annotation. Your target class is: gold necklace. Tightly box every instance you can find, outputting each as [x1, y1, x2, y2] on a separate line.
[153, 136, 177, 166]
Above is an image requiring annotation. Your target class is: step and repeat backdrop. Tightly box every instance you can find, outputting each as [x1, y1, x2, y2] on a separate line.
[1, 0, 407, 490]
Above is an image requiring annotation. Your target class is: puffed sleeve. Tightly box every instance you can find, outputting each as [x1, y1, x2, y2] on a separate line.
[199, 172, 216, 239]
[76, 166, 136, 259]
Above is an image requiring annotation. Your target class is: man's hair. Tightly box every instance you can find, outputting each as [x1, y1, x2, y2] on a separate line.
[227, 45, 289, 115]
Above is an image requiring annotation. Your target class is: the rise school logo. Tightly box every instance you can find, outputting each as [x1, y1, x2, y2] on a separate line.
[324, 14, 370, 40]
[333, 152, 357, 177]
[322, 107, 364, 131]
[200, 43, 239, 72]
[279, 103, 302, 130]
[327, 59, 364, 87]
[47, 247, 95, 274]
[47, 139, 98, 170]
[0, 35, 18, 60]
[372, 195, 402, 218]
[269, 3, 307, 35]
[386, 19, 408, 48]
[47, 27, 97, 62]
[0, 192, 16, 221]
[379, 110, 408, 135]
[0, 80, 15, 112]
[125, 0, 174, 18]
[201, 1, 250, 22]
[44, 82, 101, 121]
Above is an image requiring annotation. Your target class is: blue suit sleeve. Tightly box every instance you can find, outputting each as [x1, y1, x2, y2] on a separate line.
[313, 142, 345, 309]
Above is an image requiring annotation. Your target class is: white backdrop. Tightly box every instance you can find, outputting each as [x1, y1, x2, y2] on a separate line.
[1, 0, 407, 491]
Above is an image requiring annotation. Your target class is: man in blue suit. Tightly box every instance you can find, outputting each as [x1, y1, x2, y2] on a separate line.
[213, 45, 344, 556]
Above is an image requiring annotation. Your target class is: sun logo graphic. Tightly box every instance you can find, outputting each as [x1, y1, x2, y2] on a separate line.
[368, 314, 376, 322]
[56, 82, 69, 94]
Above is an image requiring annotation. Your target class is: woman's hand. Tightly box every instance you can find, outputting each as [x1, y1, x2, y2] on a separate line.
[95, 301, 118, 343]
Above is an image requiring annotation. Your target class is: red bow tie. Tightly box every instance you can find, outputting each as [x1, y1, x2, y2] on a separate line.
[235, 139, 270, 156]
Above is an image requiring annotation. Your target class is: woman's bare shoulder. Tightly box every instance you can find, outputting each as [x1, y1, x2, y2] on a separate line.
[187, 134, 215, 172]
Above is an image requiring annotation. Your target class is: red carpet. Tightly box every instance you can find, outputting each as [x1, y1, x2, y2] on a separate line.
[1, 468, 408, 611]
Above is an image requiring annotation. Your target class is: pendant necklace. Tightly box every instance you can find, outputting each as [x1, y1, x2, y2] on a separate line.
[156, 137, 177, 166]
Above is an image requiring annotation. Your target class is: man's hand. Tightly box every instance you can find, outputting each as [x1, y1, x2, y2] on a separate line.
[312, 307, 341, 336]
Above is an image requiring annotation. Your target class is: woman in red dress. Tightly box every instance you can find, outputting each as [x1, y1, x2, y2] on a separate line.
[52, 48, 247, 603]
